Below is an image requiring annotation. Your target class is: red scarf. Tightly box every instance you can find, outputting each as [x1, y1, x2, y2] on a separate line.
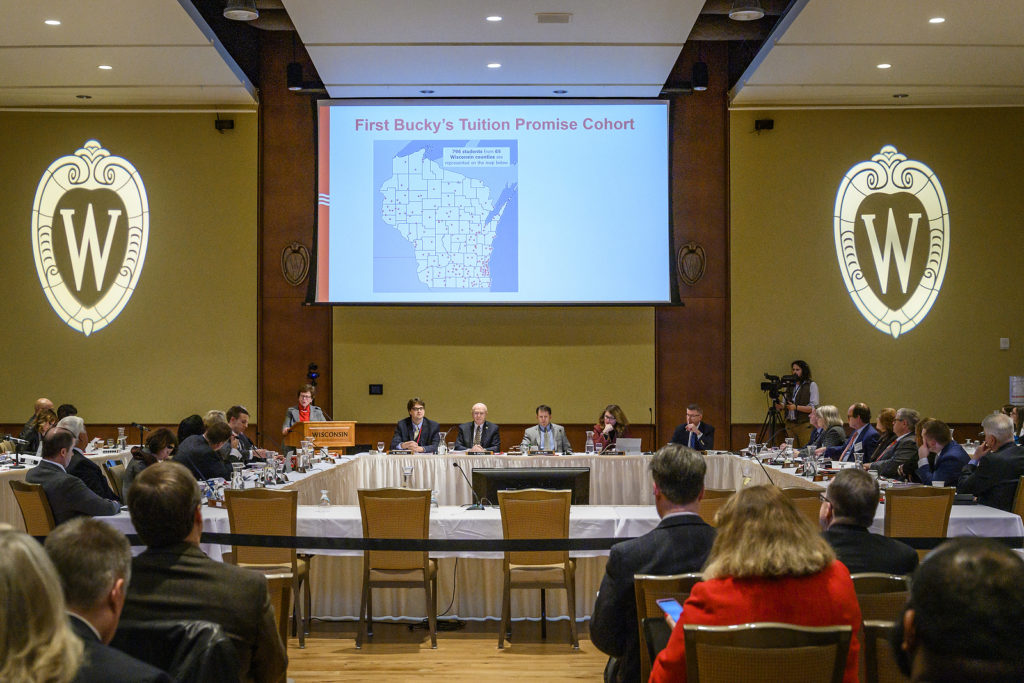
[299, 405, 311, 422]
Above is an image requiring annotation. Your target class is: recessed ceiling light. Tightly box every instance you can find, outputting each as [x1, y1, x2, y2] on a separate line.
[98, 64, 113, 70]
[487, 62, 501, 69]
[486, 15, 502, 22]
[553, 89, 567, 94]
[929, 17, 945, 24]
[420, 89, 435, 94]
[877, 63, 892, 69]
[44, 19, 61, 26]
[76, 94, 92, 100]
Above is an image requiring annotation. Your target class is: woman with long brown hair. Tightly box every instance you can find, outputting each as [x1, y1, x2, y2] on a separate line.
[592, 403, 632, 452]
[650, 485, 862, 683]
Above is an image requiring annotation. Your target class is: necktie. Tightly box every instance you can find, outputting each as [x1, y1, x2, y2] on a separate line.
[413, 424, 420, 443]
[878, 439, 897, 461]
[474, 425, 482, 446]
[839, 433, 856, 461]
[543, 428, 550, 450]
[688, 431, 695, 448]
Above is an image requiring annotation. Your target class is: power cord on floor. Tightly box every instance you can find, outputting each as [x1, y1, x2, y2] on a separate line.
[409, 558, 465, 631]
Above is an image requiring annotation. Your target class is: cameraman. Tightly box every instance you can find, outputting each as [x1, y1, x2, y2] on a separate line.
[775, 360, 818, 448]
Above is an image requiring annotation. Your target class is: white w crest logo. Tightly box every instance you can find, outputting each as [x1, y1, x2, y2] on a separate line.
[860, 208, 920, 295]
[60, 205, 122, 292]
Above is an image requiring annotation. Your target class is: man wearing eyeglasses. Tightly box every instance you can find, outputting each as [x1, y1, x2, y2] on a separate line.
[669, 404, 714, 451]
[867, 408, 920, 479]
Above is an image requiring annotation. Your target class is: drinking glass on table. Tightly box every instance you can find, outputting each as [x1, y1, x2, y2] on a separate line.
[377, 441, 385, 455]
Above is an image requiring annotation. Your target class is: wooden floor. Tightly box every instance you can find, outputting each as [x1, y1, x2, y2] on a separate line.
[285, 619, 607, 681]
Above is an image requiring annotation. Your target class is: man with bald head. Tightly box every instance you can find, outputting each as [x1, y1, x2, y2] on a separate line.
[455, 403, 501, 452]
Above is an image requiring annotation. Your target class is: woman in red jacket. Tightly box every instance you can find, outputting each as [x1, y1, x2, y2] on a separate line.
[649, 485, 862, 683]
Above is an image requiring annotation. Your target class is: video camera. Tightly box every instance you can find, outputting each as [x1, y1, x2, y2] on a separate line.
[760, 372, 800, 401]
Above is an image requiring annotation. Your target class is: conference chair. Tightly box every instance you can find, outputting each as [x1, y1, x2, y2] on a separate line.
[497, 488, 577, 649]
[697, 489, 733, 527]
[883, 486, 954, 561]
[634, 573, 703, 682]
[9, 480, 56, 536]
[862, 621, 908, 683]
[682, 622, 852, 683]
[223, 488, 311, 648]
[111, 619, 240, 682]
[265, 572, 294, 653]
[1013, 476, 1024, 519]
[356, 487, 437, 649]
[782, 487, 822, 526]
[850, 574, 910, 623]
[103, 460, 125, 500]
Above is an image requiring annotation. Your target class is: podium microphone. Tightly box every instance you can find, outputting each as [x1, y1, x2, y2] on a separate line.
[452, 461, 486, 510]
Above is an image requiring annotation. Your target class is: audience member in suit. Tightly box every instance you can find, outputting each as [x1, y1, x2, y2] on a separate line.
[591, 444, 716, 683]
[455, 402, 501, 452]
[818, 402, 878, 463]
[172, 421, 233, 481]
[281, 383, 326, 438]
[122, 429, 178, 502]
[957, 412, 1024, 511]
[227, 405, 267, 463]
[390, 397, 441, 453]
[866, 408, 897, 463]
[26, 429, 121, 525]
[0, 526, 83, 682]
[892, 538, 1024, 682]
[810, 405, 847, 449]
[44, 518, 170, 683]
[820, 468, 918, 575]
[176, 414, 204, 444]
[58, 416, 119, 503]
[650, 485, 861, 683]
[17, 396, 54, 449]
[913, 420, 970, 486]
[521, 404, 573, 453]
[121, 462, 287, 683]
[868, 408, 921, 479]
[593, 404, 633, 452]
[670, 404, 715, 451]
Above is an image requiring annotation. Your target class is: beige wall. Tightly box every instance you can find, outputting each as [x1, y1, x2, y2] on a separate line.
[731, 108, 1024, 424]
[332, 306, 655, 425]
[0, 112, 258, 423]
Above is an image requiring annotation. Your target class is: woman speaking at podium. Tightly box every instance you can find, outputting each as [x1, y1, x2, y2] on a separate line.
[282, 384, 326, 437]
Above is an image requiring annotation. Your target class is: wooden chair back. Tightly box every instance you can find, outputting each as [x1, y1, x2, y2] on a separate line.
[698, 489, 733, 526]
[224, 488, 298, 572]
[265, 573, 293, 651]
[682, 622, 852, 683]
[862, 621, 909, 683]
[9, 480, 56, 536]
[782, 487, 823, 526]
[497, 488, 571, 567]
[1011, 476, 1024, 520]
[357, 488, 431, 570]
[883, 486, 953, 559]
[634, 573, 702, 681]
[851, 574, 910, 623]
[104, 460, 125, 500]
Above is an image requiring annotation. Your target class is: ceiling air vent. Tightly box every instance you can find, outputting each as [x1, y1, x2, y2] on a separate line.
[536, 12, 572, 24]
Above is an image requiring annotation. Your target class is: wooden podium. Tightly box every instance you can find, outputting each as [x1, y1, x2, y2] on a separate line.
[284, 421, 357, 451]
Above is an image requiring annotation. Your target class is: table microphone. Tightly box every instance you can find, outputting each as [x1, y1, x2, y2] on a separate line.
[452, 461, 486, 510]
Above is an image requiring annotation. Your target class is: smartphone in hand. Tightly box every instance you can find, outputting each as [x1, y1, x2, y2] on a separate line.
[656, 597, 683, 623]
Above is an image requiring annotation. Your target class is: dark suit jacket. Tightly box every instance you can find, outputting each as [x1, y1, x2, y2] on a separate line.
[956, 441, 1024, 511]
[669, 421, 715, 450]
[68, 449, 119, 502]
[814, 425, 847, 449]
[866, 431, 896, 463]
[25, 460, 121, 525]
[173, 434, 232, 481]
[69, 614, 170, 683]
[871, 433, 919, 479]
[390, 417, 441, 452]
[916, 441, 969, 486]
[590, 514, 716, 683]
[121, 543, 286, 683]
[823, 523, 918, 575]
[455, 421, 501, 451]
[825, 424, 879, 462]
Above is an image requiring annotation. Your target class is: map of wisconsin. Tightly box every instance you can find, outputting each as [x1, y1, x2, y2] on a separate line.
[380, 148, 506, 289]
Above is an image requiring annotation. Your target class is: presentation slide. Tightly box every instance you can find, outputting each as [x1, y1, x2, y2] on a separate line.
[316, 99, 670, 304]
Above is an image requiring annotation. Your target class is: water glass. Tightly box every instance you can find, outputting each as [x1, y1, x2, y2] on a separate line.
[319, 489, 331, 507]
[376, 441, 385, 455]
[402, 465, 414, 488]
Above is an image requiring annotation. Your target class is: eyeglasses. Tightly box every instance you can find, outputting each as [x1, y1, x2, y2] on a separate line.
[818, 493, 830, 503]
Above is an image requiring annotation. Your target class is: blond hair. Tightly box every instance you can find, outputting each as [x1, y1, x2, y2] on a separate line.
[0, 530, 82, 682]
[702, 485, 835, 580]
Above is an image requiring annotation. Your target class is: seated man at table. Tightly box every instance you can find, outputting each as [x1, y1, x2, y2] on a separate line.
[44, 518, 171, 682]
[820, 468, 918, 575]
[669, 404, 715, 451]
[892, 537, 1024, 682]
[913, 420, 970, 486]
[868, 408, 920, 479]
[455, 402, 500, 452]
[26, 428, 121, 525]
[591, 444, 716, 683]
[956, 412, 1024, 511]
[226, 405, 266, 464]
[172, 420, 233, 481]
[121, 461, 286, 683]
[59, 415, 119, 503]
[521, 404, 572, 454]
[390, 397, 441, 453]
[817, 402, 878, 463]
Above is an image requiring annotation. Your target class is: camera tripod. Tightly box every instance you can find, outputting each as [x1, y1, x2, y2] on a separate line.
[758, 395, 788, 445]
